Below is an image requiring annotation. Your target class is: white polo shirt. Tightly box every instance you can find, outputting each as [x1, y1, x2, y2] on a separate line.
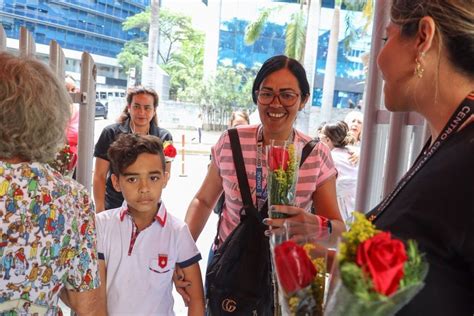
[96, 202, 201, 315]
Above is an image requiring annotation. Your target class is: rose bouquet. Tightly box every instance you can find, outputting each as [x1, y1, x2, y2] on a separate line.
[163, 141, 177, 162]
[49, 144, 76, 176]
[271, 221, 329, 316]
[324, 213, 428, 316]
[266, 140, 300, 218]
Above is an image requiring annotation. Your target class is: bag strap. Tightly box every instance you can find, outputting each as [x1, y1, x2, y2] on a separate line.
[213, 131, 318, 246]
[300, 139, 317, 167]
[228, 128, 257, 216]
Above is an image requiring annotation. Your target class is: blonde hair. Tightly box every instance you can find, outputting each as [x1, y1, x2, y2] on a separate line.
[391, 0, 474, 78]
[0, 52, 71, 162]
[229, 110, 250, 127]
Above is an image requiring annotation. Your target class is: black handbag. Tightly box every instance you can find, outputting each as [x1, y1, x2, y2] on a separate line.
[206, 128, 317, 315]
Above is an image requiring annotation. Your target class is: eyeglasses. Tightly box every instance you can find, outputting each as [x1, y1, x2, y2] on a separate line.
[255, 90, 300, 107]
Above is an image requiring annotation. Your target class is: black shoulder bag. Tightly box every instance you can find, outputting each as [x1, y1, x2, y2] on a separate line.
[206, 129, 317, 315]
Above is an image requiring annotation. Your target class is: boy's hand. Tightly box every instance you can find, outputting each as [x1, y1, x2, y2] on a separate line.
[173, 265, 191, 306]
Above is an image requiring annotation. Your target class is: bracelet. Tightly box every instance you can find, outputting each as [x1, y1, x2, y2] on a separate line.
[318, 216, 332, 235]
[327, 219, 333, 234]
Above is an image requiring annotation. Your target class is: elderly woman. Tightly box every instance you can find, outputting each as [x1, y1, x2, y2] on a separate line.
[368, 0, 474, 314]
[0, 52, 99, 315]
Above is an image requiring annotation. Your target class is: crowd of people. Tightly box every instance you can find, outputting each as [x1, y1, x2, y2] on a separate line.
[1, 0, 473, 314]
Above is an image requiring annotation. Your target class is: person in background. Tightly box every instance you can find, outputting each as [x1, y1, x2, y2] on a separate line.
[65, 75, 79, 174]
[319, 121, 358, 225]
[344, 110, 363, 145]
[96, 134, 204, 315]
[197, 114, 203, 144]
[368, 0, 473, 314]
[0, 52, 99, 315]
[93, 86, 173, 212]
[229, 110, 250, 128]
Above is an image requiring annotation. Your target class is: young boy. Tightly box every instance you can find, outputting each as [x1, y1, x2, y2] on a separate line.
[96, 134, 204, 315]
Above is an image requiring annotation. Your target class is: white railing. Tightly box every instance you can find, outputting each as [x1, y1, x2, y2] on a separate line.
[0, 24, 96, 192]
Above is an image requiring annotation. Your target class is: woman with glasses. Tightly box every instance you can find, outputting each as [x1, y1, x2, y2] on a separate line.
[183, 55, 345, 308]
[93, 86, 173, 212]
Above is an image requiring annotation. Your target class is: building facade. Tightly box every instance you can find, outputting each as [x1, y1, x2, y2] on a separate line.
[0, 0, 150, 88]
[217, 0, 371, 109]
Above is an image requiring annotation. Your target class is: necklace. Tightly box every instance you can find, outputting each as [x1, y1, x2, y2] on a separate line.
[130, 121, 150, 135]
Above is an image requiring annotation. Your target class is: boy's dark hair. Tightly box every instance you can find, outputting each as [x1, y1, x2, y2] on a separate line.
[108, 134, 165, 176]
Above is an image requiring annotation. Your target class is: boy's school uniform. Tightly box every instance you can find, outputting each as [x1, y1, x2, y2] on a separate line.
[96, 201, 201, 315]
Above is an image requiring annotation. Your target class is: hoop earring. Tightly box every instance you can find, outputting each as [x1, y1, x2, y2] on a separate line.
[414, 52, 426, 78]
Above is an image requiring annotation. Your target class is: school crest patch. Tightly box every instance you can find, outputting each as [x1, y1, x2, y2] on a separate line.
[158, 254, 168, 268]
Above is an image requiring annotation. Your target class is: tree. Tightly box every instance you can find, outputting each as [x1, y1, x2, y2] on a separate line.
[162, 32, 205, 99]
[179, 65, 257, 129]
[320, 0, 373, 122]
[117, 6, 204, 95]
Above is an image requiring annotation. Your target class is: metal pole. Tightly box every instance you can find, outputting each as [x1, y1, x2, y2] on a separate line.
[76, 52, 96, 192]
[382, 112, 408, 196]
[19, 27, 35, 57]
[49, 40, 65, 79]
[0, 24, 6, 52]
[354, 0, 389, 212]
[179, 134, 187, 177]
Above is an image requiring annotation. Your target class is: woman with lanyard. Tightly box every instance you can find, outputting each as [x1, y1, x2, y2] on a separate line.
[367, 1, 474, 314]
[93, 86, 173, 212]
[184, 55, 345, 288]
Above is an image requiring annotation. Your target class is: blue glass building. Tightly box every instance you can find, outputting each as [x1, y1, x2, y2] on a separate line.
[218, 1, 370, 108]
[0, 0, 149, 58]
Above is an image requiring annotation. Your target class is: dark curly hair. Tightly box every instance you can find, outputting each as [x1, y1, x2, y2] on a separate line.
[108, 134, 165, 176]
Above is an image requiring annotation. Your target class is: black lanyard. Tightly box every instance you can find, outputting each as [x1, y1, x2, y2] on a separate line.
[369, 93, 474, 221]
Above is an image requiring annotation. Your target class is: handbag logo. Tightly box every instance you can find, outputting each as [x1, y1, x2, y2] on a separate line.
[221, 298, 237, 312]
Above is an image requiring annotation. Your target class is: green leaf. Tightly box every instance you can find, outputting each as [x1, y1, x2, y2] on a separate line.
[244, 8, 272, 45]
[285, 9, 307, 61]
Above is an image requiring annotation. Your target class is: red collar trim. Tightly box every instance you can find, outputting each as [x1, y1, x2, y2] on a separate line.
[119, 202, 167, 227]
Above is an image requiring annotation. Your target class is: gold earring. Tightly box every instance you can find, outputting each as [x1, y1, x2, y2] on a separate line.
[414, 52, 426, 78]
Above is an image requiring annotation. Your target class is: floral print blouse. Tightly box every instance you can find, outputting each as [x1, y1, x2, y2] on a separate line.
[0, 162, 99, 315]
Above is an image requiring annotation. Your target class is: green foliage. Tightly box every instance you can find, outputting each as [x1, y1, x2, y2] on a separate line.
[244, 7, 280, 45]
[117, 41, 148, 74]
[122, 8, 151, 34]
[244, 3, 307, 61]
[342, 0, 373, 51]
[162, 31, 204, 100]
[338, 212, 379, 264]
[400, 240, 428, 289]
[340, 262, 383, 301]
[118, 6, 205, 100]
[285, 9, 307, 61]
[179, 65, 256, 128]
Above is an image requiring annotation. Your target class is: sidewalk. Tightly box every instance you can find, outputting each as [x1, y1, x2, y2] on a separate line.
[164, 126, 223, 156]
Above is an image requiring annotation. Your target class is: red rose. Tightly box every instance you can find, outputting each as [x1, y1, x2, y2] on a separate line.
[163, 143, 177, 158]
[268, 147, 290, 171]
[274, 240, 317, 293]
[355, 232, 407, 296]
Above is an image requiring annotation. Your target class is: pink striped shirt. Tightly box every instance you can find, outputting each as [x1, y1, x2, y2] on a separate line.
[212, 124, 336, 243]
